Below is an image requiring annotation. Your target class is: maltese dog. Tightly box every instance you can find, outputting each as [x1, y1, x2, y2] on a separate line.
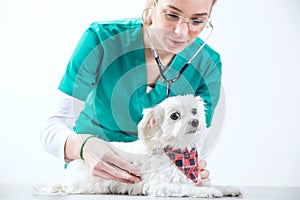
[36, 95, 242, 197]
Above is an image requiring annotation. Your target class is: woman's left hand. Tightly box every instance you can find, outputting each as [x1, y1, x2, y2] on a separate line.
[198, 160, 210, 185]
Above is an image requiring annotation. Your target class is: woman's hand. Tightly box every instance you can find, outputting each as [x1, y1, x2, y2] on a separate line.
[79, 135, 141, 184]
[198, 160, 210, 185]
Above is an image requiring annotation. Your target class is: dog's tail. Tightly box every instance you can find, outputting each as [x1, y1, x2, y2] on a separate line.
[33, 184, 69, 195]
[33, 159, 89, 195]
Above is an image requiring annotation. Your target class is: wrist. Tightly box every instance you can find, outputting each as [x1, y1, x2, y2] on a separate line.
[80, 135, 97, 160]
[64, 134, 91, 162]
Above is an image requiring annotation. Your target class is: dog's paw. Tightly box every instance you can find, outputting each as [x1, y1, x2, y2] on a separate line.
[196, 186, 224, 198]
[215, 185, 243, 197]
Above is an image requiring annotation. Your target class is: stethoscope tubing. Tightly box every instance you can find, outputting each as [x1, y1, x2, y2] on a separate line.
[145, 22, 214, 97]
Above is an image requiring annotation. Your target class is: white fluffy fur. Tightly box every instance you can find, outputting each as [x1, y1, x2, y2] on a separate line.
[35, 95, 242, 197]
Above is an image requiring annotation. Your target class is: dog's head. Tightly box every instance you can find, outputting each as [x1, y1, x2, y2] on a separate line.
[138, 95, 206, 152]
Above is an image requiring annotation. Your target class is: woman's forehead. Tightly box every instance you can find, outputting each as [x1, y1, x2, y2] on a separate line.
[158, 0, 213, 15]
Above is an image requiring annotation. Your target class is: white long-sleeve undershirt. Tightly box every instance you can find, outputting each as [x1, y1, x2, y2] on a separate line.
[40, 91, 85, 161]
[39, 87, 153, 161]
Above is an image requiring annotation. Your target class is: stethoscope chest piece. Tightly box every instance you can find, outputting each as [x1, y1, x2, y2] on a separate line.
[159, 76, 165, 83]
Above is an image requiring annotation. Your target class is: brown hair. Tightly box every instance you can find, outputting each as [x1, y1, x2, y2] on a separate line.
[149, 0, 217, 7]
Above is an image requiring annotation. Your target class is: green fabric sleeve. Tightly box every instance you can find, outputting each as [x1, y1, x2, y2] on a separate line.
[58, 25, 103, 101]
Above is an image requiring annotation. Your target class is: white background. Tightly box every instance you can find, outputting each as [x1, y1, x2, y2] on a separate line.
[0, 0, 299, 187]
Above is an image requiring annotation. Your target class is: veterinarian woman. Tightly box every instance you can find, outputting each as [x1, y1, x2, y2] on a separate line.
[41, 0, 221, 184]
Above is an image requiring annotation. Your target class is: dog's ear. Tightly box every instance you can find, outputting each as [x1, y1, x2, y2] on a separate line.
[137, 108, 156, 140]
[195, 96, 205, 112]
[195, 95, 204, 105]
[195, 95, 207, 128]
[137, 105, 164, 140]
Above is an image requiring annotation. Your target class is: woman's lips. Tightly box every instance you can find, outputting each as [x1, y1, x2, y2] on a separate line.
[169, 38, 188, 47]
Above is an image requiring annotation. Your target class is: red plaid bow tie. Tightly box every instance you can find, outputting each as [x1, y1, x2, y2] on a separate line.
[163, 146, 199, 183]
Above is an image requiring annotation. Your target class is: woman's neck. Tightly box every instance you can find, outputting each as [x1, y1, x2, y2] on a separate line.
[142, 27, 175, 66]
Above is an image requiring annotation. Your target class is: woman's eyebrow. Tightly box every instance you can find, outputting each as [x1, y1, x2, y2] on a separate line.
[166, 5, 183, 13]
[193, 13, 209, 17]
[166, 5, 208, 16]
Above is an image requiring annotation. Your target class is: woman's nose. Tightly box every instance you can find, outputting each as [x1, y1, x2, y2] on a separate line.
[174, 22, 189, 37]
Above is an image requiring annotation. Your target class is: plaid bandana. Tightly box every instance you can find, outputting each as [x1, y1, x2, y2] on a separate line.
[163, 146, 199, 183]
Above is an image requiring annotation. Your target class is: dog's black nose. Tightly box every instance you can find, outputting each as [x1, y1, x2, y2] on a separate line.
[191, 119, 199, 128]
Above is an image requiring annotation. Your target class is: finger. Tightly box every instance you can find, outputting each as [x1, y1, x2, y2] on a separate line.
[94, 163, 138, 183]
[199, 169, 210, 180]
[199, 178, 211, 186]
[92, 168, 136, 184]
[95, 161, 141, 183]
[104, 150, 141, 177]
[198, 160, 207, 170]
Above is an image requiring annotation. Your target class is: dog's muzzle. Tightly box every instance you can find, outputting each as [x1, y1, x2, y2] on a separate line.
[191, 119, 199, 128]
[186, 119, 199, 134]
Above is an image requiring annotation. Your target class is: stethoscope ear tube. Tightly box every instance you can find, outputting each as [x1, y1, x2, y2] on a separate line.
[187, 21, 213, 64]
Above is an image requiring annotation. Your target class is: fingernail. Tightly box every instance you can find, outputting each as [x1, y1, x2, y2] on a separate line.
[135, 172, 141, 177]
[134, 177, 141, 183]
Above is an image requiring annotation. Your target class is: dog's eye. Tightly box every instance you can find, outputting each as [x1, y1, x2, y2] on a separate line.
[191, 108, 197, 115]
[170, 112, 181, 120]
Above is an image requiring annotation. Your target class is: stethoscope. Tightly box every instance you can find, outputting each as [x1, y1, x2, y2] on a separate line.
[144, 21, 214, 97]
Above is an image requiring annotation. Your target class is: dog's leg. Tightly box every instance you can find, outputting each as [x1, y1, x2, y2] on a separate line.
[212, 185, 243, 197]
[143, 182, 225, 197]
[115, 182, 146, 195]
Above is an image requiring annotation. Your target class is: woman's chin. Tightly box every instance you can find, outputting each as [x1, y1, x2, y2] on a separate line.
[167, 39, 189, 53]
[166, 46, 186, 54]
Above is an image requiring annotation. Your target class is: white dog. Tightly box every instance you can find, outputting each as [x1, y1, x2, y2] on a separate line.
[36, 95, 242, 197]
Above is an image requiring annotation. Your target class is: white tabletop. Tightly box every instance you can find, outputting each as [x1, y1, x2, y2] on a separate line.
[0, 184, 299, 200]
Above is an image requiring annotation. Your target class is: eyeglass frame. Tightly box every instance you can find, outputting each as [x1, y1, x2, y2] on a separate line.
[152, 0, 210, 31]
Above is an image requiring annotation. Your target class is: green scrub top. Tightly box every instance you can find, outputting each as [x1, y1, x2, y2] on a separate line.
[58, 18, 222, 142]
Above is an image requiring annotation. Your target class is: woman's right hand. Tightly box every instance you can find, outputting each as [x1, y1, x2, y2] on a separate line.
[66, 134, 141, 184]
[82, 135, 141, 183]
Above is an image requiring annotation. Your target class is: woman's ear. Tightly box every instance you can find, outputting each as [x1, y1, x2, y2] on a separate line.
[143, 0, 154, 26]
[145, 0, 154, 8]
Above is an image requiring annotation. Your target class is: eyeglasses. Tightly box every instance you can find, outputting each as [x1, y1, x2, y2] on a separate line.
[153, 0, 208, 31]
